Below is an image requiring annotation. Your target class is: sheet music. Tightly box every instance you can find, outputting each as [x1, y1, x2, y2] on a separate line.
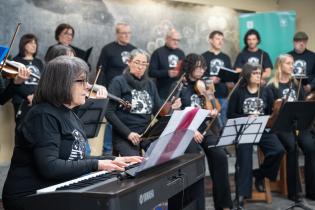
[137, 107, 209, 172]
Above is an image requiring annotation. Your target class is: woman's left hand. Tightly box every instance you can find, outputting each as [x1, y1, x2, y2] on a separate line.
[94, 84, 108, 99]
[114, 156, 144, 164]
[208, 109, 218, 118]
[171, 98, 182, 110]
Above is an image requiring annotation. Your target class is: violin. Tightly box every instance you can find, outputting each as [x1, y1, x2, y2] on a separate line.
[194, 78, 221, 112]
[266, 98, 283, 128]
[159, 79, 184, 116]
[87, 66, 131, 111]
[1, 60, 40, 80]
[88, 87, 132, 111]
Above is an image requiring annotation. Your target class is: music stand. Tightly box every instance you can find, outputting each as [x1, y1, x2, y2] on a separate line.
[75, 98, 108, 138]
[209, 115, 269, 210]
[272, 101, 315, 210]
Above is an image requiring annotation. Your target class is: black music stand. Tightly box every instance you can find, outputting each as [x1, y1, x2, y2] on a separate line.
[272, 101, 315, 210]
[209, 115, 269, 210]
[75, 98, 108, 138]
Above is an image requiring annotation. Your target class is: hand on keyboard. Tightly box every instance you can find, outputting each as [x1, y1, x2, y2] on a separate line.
[98, 159, 126, 172]
[114, 156, 144, 164]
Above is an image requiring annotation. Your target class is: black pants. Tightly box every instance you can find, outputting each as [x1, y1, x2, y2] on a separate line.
[186, 135, 232, 210]
[112, 130, 141, 156]
[237, 132, 285, 198]
[277, 130, 315, 197]
[2, 196, 26, 210]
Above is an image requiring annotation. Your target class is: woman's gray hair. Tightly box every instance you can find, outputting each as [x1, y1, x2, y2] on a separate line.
[128, 48, 150, 62]
[34, 56, 89, 107]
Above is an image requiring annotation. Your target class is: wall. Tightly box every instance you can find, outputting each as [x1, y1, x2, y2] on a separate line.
[278, 0, 315, 50]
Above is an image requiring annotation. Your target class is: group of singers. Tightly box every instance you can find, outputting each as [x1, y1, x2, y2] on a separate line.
[1, 21, 315, 210]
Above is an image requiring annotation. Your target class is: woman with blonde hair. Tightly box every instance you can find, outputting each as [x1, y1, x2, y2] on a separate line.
[265, 54, 315, 201]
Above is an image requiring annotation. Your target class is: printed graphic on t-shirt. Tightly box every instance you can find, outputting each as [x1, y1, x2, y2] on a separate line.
[130, 90, 153, 114]
[209, 58, 224, 76]
[243, 97, 264, 115]
[282, 88, 297, 102]
[293, 60, 307, 76]
[69, 129, 86, 160]
[121, 51, 130, 64]
[24, 64, 40, 85]
[190, 94, 202, 108]
[168, 54, 179, 68]
[247, 57, 260, 65]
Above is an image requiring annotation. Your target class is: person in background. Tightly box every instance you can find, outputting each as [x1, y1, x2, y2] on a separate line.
[149, 28, 185, 100]
[97, 22, 136, 155]
[264, 54, 315, 201]
[288, 31, 315, 95]
[234, 29, 273, 85]
[202, 30, 233, 124]
[227, 63, 285, 207]
[11, 34, 43, 125]
[45, 23, 90, 63]
[2, 56, 143, 210]
[106, 48, 181, 156]
[177, 53, 232, 210]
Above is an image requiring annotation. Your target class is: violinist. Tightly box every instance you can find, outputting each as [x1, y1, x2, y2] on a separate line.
[265, 54, 315, 201]
[10, 34, 43, 125]
[106, 49, 181, 156]
[2, 56, 143, 210]
[177, 53, 232, 210]
[227, 63, 285, 206]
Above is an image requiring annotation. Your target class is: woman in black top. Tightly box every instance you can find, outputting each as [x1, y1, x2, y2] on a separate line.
[265, 54, 315, 201]
[12, 34, 43, 124]
[177, 53, 232, 210]
[106, 49, 181, 156]
[227, 63, 285, 206]
[2, 56, 142, 210]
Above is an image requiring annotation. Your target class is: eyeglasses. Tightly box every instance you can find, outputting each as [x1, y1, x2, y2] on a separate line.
[132, 61, 149, 68]
[74, 79, 88, 87]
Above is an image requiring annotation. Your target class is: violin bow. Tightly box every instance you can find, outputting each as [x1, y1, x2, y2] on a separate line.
[0, 23, 21, 73]
[140, 73, 186, 137]
[88, 65, 102, 98]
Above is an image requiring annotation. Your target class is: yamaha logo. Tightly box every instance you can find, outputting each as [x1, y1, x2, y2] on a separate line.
[139, 189, 155, 205]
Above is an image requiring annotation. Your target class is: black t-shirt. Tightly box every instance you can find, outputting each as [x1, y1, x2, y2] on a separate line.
[234, 49, 273, 70]
[264, 81, 305, 115]
[288, 49, 315, 89]
[202, 51, 232, 98]
[12, 57, 43, 103]
[97, 41, 136, 87]
[106, 71, 162, 138]
[227, 86, 266, 119]
[2, 103, 98, 200]
[148, 45, 185, 99]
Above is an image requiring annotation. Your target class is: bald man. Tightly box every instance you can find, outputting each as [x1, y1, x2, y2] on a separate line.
[97, 23, 136, 87]
[149, 28, 185, 100]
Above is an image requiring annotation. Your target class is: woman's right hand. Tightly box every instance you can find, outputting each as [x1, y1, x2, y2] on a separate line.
[14, 66, 31, 84]
[97, 159, 128, 172]
[128, 132, 141, 145]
